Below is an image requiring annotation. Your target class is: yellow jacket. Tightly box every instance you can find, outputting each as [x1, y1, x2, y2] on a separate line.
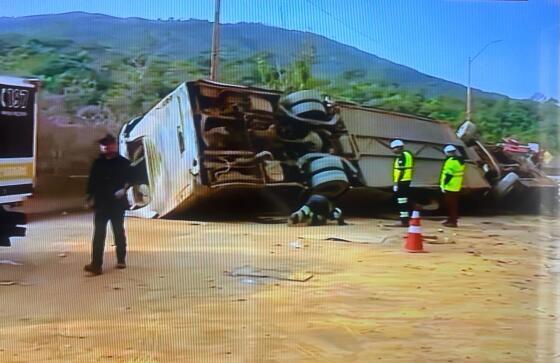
[440, 156, 465, 192]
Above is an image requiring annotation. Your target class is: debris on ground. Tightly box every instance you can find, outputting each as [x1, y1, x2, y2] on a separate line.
[424, 235, 456, 245]
[0, 280, 32, 286]
[458, 234, 487, 239]
[298, 233, 382, 244]
[240, 278, 257, 285]
[252, 216, 287, 224]
[494, 259, 520, 265]
[225, 265, 313, 282]
[0, 260, 23, 266]
[466, 249, 482, 256]
[187, 221, 207, 226]
[380, 235, 402, 244]
[289, 240, 304, 249]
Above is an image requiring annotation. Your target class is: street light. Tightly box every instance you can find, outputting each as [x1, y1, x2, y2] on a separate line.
[466, 39, 503, 121]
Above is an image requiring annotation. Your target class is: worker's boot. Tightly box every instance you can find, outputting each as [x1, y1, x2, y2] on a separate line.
[288, 212, 301, 226]
[332, 208, 347, 225]
[83, 263, 102, 276]
[288, 206, 312, 226]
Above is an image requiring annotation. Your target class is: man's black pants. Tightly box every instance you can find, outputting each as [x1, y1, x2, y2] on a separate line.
[91, 207, 126, 268]
[395, 181, 412, 225]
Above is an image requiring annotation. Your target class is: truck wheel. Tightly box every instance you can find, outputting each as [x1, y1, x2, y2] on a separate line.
[492, 172, 520, 199]
[456, 120, 478, 146]
[308, 156, 345, 175]
[297, 153, 332, 169]
[281, 90, 323, 107]
[310, 170, 349, 198]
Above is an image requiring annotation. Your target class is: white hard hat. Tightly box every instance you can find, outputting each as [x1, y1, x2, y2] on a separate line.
[443, 145, 457, 154]
[390, 139, 404, 149]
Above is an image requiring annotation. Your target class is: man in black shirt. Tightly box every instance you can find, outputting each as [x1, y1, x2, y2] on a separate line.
[84, 134, 132, 275]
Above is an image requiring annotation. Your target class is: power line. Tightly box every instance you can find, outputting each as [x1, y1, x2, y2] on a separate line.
[302, 0, 377, 43]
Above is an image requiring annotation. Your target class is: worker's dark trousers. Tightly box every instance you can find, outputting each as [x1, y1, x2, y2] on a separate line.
[306, 194, 331, 217]
[444, 191, 460, 224]
[91, 207, 126, 268]
[395, 181, 412, 225]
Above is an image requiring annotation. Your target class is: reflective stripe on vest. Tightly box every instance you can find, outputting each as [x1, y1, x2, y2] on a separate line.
[393, 150, 414, 182]
[440, 157, 466, 192]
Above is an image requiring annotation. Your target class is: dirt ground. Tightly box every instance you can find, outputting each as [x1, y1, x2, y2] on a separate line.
[0, 212, 559, 362]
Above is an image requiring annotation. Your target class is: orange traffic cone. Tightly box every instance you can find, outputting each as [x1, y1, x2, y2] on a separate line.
[404, 211, 426, 253]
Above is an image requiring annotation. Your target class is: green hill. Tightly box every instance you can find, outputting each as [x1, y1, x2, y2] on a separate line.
[0, 11, 501, 99]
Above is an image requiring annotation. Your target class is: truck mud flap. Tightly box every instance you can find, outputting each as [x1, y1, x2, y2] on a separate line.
[0, 209, 27, 246]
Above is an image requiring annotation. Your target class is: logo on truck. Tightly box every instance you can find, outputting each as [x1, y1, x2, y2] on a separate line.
[1, 88, 30, 108]
[1, 88, 30, 116]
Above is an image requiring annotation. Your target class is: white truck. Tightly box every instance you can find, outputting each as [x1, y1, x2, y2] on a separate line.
[0, 76, 40, 246]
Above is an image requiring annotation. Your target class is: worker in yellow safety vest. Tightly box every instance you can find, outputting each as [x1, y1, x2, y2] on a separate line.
[440, 144, 465, 228]
[390, 139, 415, 227]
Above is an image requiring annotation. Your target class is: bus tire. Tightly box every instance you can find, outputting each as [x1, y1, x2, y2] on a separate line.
[290, 101, 327, 119]
[493, 172, 520, 199]
[308, 156, 345, 175]
[281, 90, 323, 107]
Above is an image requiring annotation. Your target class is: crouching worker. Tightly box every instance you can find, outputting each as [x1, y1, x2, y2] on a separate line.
[288, 194, 345, 226]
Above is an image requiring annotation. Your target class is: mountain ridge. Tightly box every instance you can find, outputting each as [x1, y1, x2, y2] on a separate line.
[0, 11, 506, 100]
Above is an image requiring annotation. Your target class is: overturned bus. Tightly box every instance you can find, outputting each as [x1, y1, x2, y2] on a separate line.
[119, 79, 552, 218]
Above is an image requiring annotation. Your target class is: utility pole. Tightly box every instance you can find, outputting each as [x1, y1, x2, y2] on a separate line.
[466, 39, 502, 121]
[210, 0, 221, 81]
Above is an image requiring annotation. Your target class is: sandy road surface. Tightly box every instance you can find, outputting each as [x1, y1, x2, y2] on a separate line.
[0, 213, 559, 362]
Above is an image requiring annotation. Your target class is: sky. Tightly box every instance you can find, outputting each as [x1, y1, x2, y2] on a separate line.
[1, 0, 559, 99]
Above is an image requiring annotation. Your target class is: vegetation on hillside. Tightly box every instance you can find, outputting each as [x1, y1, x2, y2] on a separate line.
[1, 38, 558, 151]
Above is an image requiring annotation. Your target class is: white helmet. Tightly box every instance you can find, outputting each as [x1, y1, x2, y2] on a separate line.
[390, 139, 404, 149]
[443, 145, 457, 154]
